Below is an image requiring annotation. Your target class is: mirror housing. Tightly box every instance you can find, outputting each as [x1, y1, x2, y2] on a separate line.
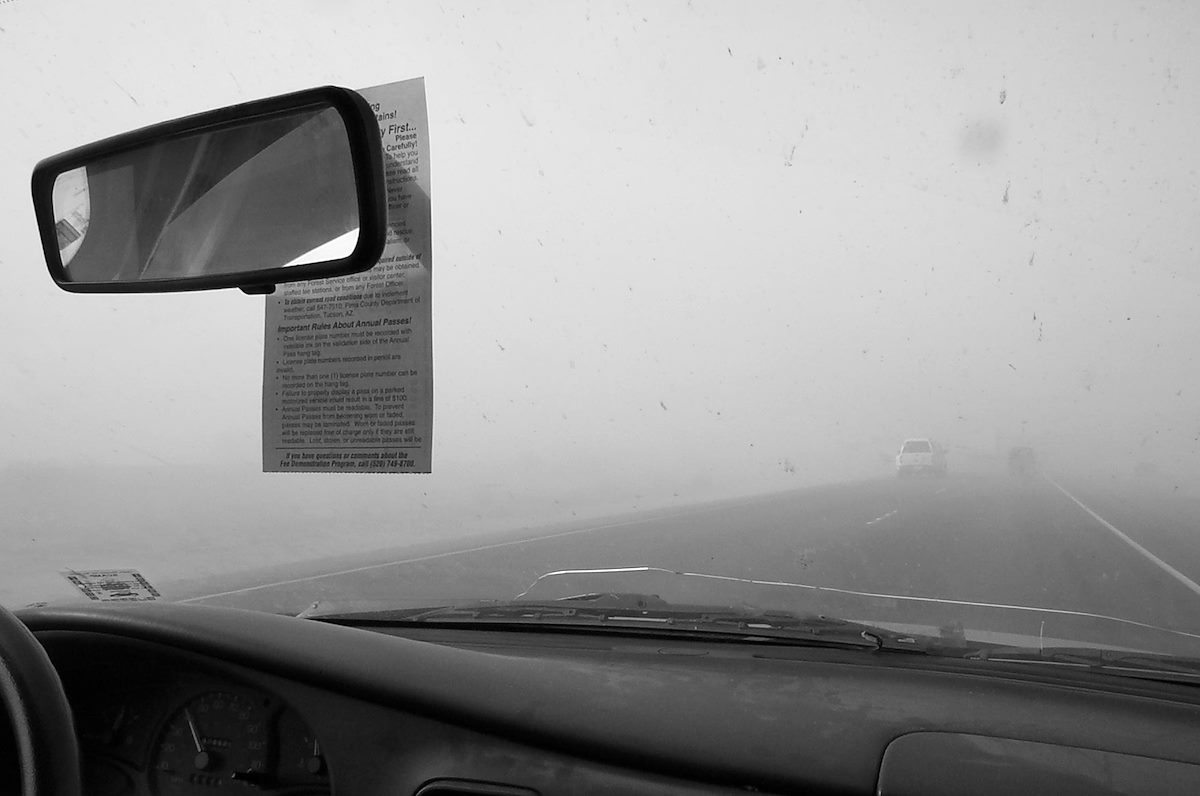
[31, 86, 386, 294]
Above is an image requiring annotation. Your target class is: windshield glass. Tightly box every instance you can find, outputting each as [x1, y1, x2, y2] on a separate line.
[4, 1, 1200, 666]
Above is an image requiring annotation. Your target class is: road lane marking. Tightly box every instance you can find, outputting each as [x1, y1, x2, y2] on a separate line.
[1050, 478, 1200, 599]
[866, 509, 898, 526]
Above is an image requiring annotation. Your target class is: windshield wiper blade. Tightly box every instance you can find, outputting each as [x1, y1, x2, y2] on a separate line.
[308, 594, 929, 653]
[966, 644, 1200, 684]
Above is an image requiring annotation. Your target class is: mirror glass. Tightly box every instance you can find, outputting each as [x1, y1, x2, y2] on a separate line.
[50, 105, 361, 284]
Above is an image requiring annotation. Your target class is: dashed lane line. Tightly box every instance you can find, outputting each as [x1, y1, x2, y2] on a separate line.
[866, 509, 898, 526]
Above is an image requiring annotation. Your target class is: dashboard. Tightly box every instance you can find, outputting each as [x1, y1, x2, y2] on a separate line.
[13, 602, 1200, 795]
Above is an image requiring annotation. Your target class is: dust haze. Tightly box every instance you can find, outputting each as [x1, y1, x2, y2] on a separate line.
[2, 2, 1199, 604]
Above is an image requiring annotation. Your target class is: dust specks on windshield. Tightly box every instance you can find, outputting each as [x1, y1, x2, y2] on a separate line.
[4, 1, 1200, 612]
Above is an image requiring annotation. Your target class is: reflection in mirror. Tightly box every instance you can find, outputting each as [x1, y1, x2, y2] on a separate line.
[50, 106, 361, 283]
[284, 226, 360, 267]
[52, 166, 91, 267]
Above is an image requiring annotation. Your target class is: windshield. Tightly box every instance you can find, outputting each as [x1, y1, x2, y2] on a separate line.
[4, 1, 1200, 668]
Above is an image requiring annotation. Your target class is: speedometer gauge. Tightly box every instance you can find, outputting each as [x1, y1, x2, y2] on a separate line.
[150, 691, 271, 794]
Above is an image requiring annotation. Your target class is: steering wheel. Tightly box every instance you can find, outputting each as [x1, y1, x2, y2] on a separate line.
[0, 606, 81, 795]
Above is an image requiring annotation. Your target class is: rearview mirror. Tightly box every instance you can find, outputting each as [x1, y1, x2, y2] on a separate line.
[31, 86, 386, 294]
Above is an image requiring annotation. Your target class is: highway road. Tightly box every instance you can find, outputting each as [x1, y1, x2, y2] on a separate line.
[183, 470, 1200, 653]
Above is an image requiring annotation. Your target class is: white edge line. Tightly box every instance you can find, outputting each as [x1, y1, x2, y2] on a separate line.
[1049, 478, 1200, 600]
[180, 497, 770, 603]
[179, 517, 657, 602]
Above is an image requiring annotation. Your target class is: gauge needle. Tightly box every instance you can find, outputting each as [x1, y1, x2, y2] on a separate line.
[304, 738, 325, 775]
[106, 705, 126, 743]
[184, 709, 204, 753]
[185, 709, 214, 771]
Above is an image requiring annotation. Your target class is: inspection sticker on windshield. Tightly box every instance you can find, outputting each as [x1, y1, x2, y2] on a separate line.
[62, 569, 161, 602]
[262, 77, 432, 473]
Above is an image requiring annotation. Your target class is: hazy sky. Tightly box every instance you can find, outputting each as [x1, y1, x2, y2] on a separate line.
[1, 1, 1199, 600]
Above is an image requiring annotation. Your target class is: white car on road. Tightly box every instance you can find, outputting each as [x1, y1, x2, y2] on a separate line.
[896, 438, 948, 478]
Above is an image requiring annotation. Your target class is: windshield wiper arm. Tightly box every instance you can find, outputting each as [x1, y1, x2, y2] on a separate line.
[308, 594, 929, 653]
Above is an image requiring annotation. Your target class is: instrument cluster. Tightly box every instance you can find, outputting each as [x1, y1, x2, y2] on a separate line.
[59, 647, 330, 795]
